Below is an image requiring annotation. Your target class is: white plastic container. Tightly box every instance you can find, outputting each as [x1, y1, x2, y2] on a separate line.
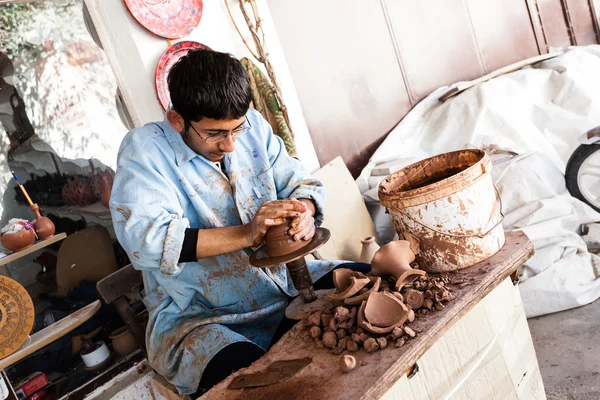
[81, 342, 110, 368]
[379, 149, 505, 272]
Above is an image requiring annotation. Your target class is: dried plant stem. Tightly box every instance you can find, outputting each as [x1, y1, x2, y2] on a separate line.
[225, 0, 292, 130]
[223, 0, 260, 61]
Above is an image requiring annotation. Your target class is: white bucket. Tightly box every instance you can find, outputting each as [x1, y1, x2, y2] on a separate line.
[378, 149, 505, 272]
[80, 342, 110, 368]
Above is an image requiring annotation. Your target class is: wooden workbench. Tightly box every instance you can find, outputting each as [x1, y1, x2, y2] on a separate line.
[202, 231, 536, 400]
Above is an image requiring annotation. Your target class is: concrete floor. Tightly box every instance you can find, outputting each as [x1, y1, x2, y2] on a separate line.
[528, 299, 600, 400]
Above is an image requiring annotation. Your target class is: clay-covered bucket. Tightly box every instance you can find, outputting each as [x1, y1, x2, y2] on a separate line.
[378, 149, 505, 272]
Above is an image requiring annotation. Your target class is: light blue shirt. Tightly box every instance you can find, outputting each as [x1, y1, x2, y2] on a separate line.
[110, 109, 340, 394]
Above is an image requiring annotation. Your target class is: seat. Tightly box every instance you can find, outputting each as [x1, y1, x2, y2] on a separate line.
[96, 264, 146, 353]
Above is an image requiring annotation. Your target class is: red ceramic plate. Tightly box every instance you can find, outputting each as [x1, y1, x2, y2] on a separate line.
[155, 41, 211, 110]
[124, 0, 203, 39]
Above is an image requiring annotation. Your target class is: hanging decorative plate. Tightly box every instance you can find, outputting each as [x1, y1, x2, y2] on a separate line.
[123, 0, 204, 39]
[0, 276, 34, 359]
[155, 41, 211, 110]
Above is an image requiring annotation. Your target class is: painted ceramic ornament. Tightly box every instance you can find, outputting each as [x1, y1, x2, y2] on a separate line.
[1, 221, 35, 252]
[0, 276, 35, 358]
[124, 0, 203, 39]
[155, 41, 211, 110]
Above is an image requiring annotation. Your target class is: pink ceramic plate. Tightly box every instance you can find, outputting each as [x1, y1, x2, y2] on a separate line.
[155, 41, 211, 110]
[124, 0, 203, 39]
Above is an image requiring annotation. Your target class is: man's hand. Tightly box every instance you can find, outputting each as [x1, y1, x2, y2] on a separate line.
[245, 199, 307, 247]
[288, 198, 316, 242]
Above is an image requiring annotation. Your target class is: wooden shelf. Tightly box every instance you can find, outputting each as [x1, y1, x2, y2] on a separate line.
[0, 300, 101, 370]
[39, 202, 111, 218]
[0, 233, 67, 266]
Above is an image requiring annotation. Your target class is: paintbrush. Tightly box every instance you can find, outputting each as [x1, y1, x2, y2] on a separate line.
[11, 171, 34, 206]
[11, 171, 39, 240]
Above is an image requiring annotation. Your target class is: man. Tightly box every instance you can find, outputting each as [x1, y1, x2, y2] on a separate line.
[110, 49, 354, 395]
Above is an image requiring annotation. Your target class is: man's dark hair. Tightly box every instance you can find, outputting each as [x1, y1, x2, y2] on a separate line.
[168, 49, 251, 123]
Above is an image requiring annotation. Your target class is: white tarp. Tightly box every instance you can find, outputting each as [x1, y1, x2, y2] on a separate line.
[357, 46, 600, 318]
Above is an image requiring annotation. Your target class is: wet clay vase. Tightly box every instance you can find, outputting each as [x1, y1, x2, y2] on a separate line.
[371, 240, 415, 280]
[31, 204, 55, 240]
[359, 236, 380, 264]
[1, 227, 35, 252]
[265, 219, 307, 257]
[109, 327, 137, 356]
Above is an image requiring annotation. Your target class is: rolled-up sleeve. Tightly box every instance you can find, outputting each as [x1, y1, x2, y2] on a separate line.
[110, 140, 189, 275]
[255, 112, 326, 225]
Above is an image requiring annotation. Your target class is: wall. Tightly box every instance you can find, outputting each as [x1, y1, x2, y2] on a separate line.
[268, 0, 600, 177]
[84, 0, 321, 172]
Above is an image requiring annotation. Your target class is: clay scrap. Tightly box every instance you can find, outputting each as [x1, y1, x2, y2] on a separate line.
[328, 271, 370, 300]
[339, 355, 356, 373]
[304, 270, 454, 355]
[363, 292, 409, 328]
[344, 277, 381, 306]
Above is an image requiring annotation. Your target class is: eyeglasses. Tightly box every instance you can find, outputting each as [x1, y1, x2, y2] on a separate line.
[188, 119, 252, 143]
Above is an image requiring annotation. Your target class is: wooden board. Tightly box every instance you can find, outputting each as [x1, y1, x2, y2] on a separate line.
[0, 300, 101, 370]
[40, 202, 111, 218]
[312, 157, 378, 262]
[0, 233, 67, 267]
[200, 230, 534, 400]
[96, 264, 143, 304]
[56, 226, 117, 296]
[438, 52, 563, 102]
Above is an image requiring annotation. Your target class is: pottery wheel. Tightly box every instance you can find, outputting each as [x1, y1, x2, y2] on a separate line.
[249, 228, 330, 268]
[0, 276, 34, 359]
[286, 289, 335, 320]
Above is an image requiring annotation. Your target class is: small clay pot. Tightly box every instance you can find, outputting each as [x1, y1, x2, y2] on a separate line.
[109, 326, 137, 356]
[31, 204, 55, 240]
[371, 240, 415, 280]
[265, 219, 306, 257]
[1, 228, 35, 252]
[359, 236, 380, 263]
